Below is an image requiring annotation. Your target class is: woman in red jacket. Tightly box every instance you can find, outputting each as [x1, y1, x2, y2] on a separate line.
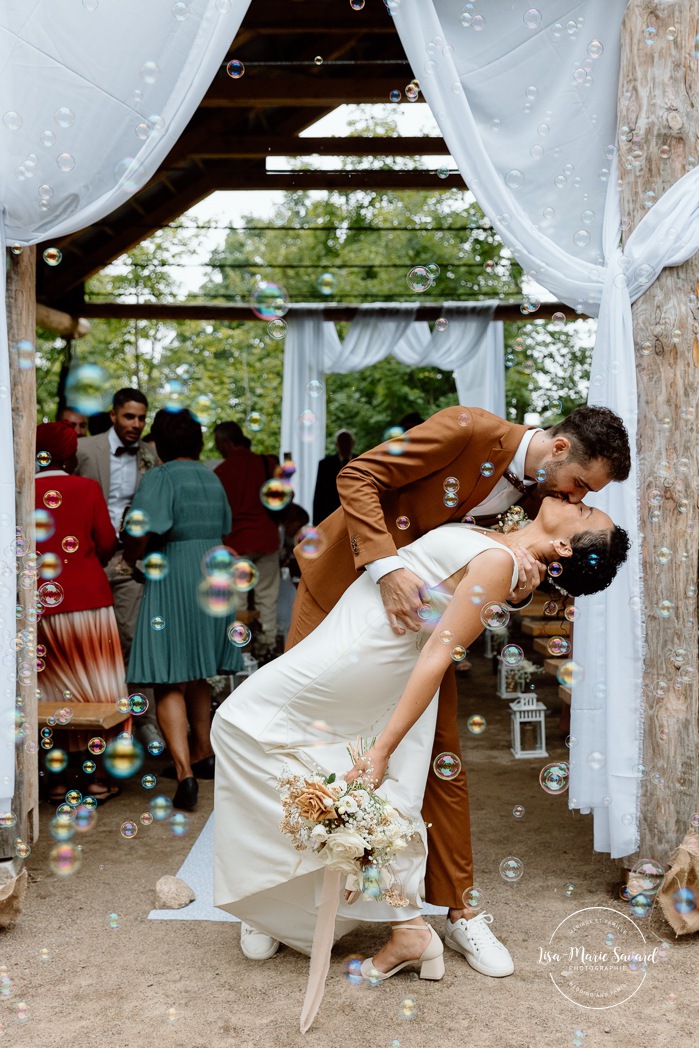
[35, 421, 127, 803]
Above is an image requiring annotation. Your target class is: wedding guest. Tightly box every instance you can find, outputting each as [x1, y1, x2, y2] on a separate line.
[312, 429, 355, 525]
[35, 421, 126, 803]
[214, 421, 281, 661]
[57, 405, 88, 438]
[124, 409, 243, 811]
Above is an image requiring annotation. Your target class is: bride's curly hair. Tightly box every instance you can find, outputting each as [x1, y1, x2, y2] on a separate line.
[553, 525, 631, 597]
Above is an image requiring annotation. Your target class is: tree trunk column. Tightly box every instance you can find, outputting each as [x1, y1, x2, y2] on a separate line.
[0, 246, 38, 862]
[618, 4, 699, 861]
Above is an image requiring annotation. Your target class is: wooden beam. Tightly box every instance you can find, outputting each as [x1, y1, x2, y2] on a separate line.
[236, 0, 396, 34]
[0, 247, 38, 871]
[73, 301, 580, 324]
[189, 136, 450, 160]
[212, 169, 463, 191]
[35, 303, 90, 339]
[201, 74, 422, 108]
[620, 3, 699, 863]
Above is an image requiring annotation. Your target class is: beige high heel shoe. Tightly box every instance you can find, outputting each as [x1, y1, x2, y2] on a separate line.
[360, 924, 445, 982]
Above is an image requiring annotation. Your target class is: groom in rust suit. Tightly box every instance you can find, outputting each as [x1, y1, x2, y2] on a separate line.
[242, 405, 630, 972]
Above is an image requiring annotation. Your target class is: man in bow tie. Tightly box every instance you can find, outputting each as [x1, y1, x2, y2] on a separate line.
[76, 388, 157, 684]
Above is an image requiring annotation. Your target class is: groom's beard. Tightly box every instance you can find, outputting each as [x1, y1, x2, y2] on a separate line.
[530, 458, 570, 502]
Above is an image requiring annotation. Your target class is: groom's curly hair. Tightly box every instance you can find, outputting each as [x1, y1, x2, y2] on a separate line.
[555, 525, 631, 597]
[548, 406, 631, 482]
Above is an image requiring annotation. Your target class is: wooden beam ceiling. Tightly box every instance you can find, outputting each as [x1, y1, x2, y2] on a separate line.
[37, 0, 463, 313]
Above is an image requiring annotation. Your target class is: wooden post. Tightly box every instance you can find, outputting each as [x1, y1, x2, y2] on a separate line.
[0, 246, 37, 902]
[618, 4, 699, 862]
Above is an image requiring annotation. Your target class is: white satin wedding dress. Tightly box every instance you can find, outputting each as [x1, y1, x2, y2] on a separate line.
[211, 525, 517, 954]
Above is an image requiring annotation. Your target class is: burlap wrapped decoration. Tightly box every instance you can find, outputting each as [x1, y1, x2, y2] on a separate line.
[657, 831, 699, 935]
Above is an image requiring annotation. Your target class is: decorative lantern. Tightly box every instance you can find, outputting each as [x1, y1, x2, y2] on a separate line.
[509, 693, 548, 759]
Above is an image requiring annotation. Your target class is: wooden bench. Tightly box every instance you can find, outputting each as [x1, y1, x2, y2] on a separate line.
[37, 702, 131, 731]
[520, 617, 571, 637]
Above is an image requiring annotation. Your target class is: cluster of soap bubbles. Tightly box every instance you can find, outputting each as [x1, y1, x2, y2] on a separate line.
[539, 761, 569, 794]
[198, 545, 258, 618]
[406, 262, 440, 292]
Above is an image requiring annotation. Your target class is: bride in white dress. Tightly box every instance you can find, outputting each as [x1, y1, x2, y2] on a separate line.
[211, 498, 628, 1014]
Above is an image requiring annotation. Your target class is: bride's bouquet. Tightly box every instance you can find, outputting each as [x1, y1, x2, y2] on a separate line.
[277, 741, 417, 907]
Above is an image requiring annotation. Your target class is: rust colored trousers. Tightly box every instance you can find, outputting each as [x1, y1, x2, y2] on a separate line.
[286, 578, 473, 908]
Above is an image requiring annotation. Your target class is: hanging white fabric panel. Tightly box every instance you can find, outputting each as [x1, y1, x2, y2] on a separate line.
[393, 0, 699, 858]
[281, 303, 502, 515]
[0, 0, 251, 813]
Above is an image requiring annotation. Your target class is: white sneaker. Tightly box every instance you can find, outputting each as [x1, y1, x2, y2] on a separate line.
[239, 922, 280, 960]
[445, 913, 514, 977]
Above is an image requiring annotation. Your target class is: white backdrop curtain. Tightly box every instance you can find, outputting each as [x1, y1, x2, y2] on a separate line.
[394, 0, 699, 858]
[281, 303, 504, 515]
[0, 0, 252, 812]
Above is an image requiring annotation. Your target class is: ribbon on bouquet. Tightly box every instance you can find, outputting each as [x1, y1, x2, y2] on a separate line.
[299, 867, 343, 1034]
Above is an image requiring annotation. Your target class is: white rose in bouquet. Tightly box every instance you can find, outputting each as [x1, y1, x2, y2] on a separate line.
[318, 828, 368, 873]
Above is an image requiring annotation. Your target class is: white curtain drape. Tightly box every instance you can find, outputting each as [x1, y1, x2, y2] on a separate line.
[0, 0, 252, 812]
[281, 303, 504, 515]
[394, 0, 699, 858]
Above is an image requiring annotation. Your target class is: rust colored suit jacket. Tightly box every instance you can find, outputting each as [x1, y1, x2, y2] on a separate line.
[296, 406, 533, 613]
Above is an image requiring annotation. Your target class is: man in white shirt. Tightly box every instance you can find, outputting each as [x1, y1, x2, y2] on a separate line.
[76, 387, 156, 668]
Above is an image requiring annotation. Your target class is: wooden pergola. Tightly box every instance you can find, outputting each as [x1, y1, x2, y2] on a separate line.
[3, 0, 697, 923]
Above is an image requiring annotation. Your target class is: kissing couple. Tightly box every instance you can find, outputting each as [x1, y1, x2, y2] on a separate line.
[211, 405, 631, 1030]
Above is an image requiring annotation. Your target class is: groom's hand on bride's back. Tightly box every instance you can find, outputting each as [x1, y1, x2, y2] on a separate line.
[379, 568, 427, 635]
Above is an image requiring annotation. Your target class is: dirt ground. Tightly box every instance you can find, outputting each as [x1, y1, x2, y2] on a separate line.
[1, 637, 697, 1048]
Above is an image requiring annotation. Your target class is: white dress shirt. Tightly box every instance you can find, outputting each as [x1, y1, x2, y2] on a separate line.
[107, 426, 139, 533]
[365, 428, 541, 584]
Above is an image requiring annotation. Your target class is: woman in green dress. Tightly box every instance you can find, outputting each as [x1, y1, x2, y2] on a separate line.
[125, 409, 244, 810]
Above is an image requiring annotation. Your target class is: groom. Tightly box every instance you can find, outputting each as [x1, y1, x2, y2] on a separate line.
[243, 405, 631, 973]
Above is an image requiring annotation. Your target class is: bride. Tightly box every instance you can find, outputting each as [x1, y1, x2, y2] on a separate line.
[211, 498, 628, 1016]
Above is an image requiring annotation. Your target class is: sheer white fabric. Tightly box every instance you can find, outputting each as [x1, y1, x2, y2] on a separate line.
[394, 0, 699, 857]
[280, 303, 504, 514]
[0, 0, 251, 811]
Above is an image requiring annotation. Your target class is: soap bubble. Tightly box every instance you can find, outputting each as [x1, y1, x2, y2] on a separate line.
[467, 715, 487, 735]
[294, 524, 325, 557]
[120, 821, 138, 839]
[227, 622, 251, 647]
[548, 561, 563, 578]
[480, 461, 494, 477]
[306, 379, 324, 398]
[34, 509, 56, 542]
[150, 795, 173, 821]
[435, 317, 448, 331]
[43, 247, 63, 266]
[250, 280, 289, 320]
[505, 169, 525, 190]
[501, 644, 523, 666]
[260, 478, 293, 511]
[148, 739, 165, 756]
[123, 508, 150, 537]
[88, 737, 106, 755]
[512, 804, 525, 819]
[150, 616, 166, 631]
[38, 581, 64, 608]
[61, 536, 79, 554]
[226, 59, 245, 78]
[382, 426, 409, 456]
[406, 266, 432, 293]
[246, 411, 264, 432]
[197, 579, 235, 617]
[480, 602, 509, 630]
[129, 693, 148, 715]
[103, 736, 144, 780]
[188, 393, 217, 424]
[461, 886, 485, 910]
[432, 752, 462, 780]
[563, 882, 575, 897]
[499, 856, 524, 882]
[317, 272, 337, 296]
[557, 661, 584, 687]
[50, 843, 82, 877]
[202, 546, 236, 580]
[64, 363, 108, 416]
[232, 559, 260, 591]
[43, 489, 63, 510]
[44, 748, 69, 774]
[451, 645, 468, 662]
[267, 318, 287, 340]
[539, 761, 570, 794]
[547, 636, 570, 656]
[143, 552, 169, 581]
[169, 812, 189, 838]
[673, 887, 696, 914]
